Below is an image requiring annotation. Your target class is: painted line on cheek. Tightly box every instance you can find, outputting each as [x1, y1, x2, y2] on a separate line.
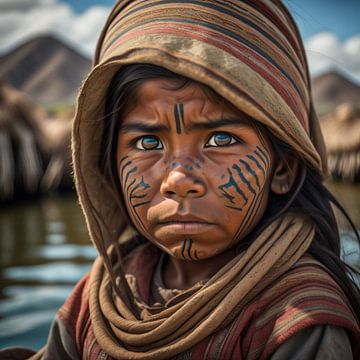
[232, 163, 256, 195]
[131, 194, 147, 199]
[120, 160, 132, 180]
[130, 177, 151, 207]
[126, 178, 136, 194]
[132, 201, 151, 208]
[254, 149, 267, 169]
[218, 168, 248, 204]
[225, 205, 243, 212]
[130, 176, 150, 195]
[118, 155, 129, 165]
[124, 166, 138, 185]
[256, 146, 270, 168]
[232, 187, 265, 244]
[239, 159, 260, 189]
[247, 154, 265, 177]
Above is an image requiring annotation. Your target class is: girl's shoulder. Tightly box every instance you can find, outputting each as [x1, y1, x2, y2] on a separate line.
[239, 254, 360, 358]
[57, 272, 91, 345]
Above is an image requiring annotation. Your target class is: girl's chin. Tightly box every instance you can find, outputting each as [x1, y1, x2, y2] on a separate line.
[151, 237, 231, 261]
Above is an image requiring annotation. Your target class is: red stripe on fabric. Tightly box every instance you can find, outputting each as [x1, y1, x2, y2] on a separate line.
[242, 0, 302, 63]
[190, 335, 211, 360]
[206, 329, 230, 359]
[58, 274, 90, 342]
[126, 244, 160, 303]
[261, 314, 360, 360]
[104, 22, 308, 129]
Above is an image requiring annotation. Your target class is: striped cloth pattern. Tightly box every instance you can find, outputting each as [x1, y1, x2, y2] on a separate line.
[56, 252, 360, 359]
[93, 0, 322, 172]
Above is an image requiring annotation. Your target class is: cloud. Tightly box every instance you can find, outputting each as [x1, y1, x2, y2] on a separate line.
[305, 32, 360, 83]
[0, 0, 110, 58]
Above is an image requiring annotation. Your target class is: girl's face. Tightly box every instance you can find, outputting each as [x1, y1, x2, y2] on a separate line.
[117, 79, 274, 260]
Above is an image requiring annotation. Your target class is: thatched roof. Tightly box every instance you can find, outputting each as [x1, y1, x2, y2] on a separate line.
[0, 80, 45, 199]
[0, 80, 73, 200]
[320, 104, 360, 182]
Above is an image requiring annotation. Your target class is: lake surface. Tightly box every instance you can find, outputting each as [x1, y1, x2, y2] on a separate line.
[0, 183, 359, 351]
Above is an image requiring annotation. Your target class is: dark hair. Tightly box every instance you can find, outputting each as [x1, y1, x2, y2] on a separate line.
[100, 64, 360, 321]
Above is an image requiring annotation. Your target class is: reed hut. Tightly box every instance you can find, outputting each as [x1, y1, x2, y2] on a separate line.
[0, 80, 46, 199]
[0, 80, 73, 200]
[320, 104, 360, 182]
[40, 115, 73, 192]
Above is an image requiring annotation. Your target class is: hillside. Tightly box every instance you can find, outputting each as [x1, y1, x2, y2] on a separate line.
[312, 71, 360, 117]
[1, 35, 360, 114]
[0, 35, 91, 106]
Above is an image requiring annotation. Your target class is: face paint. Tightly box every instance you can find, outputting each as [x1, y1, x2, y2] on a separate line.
[117, 79, 274, 260]
[174, 103, 185, 134]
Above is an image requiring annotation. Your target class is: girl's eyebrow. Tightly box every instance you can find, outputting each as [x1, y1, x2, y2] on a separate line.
[119, 121, 169, 133]
[119, 118, 249, 133]
[188, 118, 249, 130]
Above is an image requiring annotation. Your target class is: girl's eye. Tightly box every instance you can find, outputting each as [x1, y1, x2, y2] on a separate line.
[206, 132, 237, 147]
[136, 135, 163, 150]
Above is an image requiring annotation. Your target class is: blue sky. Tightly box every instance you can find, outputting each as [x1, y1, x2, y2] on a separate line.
[61, 0, 360, 40]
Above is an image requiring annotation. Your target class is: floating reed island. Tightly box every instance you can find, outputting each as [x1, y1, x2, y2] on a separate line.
[320, 104, 360, 183]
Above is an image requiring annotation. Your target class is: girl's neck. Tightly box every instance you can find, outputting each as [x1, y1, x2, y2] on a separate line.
[162, 246, 238, 290]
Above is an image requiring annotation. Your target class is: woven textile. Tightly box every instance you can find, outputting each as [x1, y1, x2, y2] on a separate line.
[31, 246, 360, 359]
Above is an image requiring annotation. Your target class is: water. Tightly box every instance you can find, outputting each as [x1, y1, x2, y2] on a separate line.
[0, 194, 96, 350]
[0, 184, 359, 351]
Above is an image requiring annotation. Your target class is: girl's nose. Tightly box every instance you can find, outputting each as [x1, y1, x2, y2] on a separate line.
[160, 168, 206, 199]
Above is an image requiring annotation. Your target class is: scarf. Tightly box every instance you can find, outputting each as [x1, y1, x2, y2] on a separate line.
[89, 214, 314, 359]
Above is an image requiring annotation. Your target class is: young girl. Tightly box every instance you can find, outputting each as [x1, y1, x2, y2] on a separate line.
[4, 0, 360, 359]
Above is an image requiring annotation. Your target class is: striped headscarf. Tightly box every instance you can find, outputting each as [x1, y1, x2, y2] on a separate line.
[95, 0, 326, 169]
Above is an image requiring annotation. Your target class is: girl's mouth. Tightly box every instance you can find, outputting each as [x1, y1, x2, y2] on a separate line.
[155, 220, 215, 234]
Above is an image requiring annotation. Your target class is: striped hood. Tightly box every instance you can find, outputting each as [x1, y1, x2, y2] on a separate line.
[72, 0, 327, 248]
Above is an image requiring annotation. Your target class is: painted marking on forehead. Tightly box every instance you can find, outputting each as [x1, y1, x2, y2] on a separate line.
[174, 103, 184, 134]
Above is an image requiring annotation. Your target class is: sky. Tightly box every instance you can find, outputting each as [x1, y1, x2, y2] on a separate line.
[0, 0, 359, 82]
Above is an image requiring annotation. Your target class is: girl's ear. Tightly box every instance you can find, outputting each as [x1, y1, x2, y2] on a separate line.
[270, 153, 299, 194]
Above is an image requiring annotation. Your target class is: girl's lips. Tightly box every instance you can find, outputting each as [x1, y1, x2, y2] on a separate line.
[155, 221, 215, 234]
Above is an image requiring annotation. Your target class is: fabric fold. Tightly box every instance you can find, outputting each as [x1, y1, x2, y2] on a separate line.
[88, 214, 315, 358]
